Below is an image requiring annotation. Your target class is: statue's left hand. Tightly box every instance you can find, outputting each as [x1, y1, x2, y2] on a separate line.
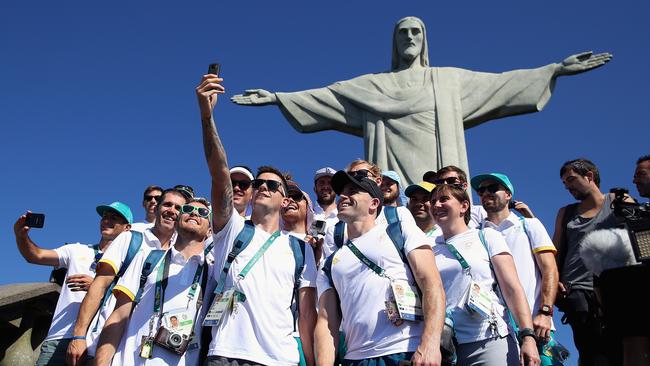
[556, 51, 612, 76]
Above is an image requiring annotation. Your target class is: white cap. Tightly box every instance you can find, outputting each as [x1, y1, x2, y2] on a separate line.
[314, 167, 336, 182]
[230, 166, 254, 181]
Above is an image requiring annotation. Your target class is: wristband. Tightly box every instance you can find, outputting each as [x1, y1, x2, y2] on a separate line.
[517, 327, 536, 345]
[71, 335, 86, 340]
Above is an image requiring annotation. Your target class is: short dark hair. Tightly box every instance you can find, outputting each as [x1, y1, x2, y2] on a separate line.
[435, 165, 468, 183]
[143, 185, 163, 199]
[256, 165, 289, 195]
[560, 158, 600, 187]
[430, 184, 471, 224]
[637, 155, 650, 165]
[160, 188, 189, 204]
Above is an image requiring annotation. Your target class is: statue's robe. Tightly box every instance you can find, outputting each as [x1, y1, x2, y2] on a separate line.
[276, 65, 556, 185]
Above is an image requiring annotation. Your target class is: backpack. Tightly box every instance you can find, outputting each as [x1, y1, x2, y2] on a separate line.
[134, 249, 167, 304]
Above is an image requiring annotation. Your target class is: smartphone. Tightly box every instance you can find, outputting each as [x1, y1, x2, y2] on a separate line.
[25, 213, 45, 228]
[208, 63, 221, 76]
[309, 220, 327, 237]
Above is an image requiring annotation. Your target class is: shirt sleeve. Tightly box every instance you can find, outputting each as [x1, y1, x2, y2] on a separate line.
[53, 243, 78, 269]
[398, 208, 430, 254]
[526, 218, 556, 254]
[112, 249, 148, 302]
[483, 228, 511, 257]
[98, 231, 131, 275]
[316, 267, 334, 299]
[209, 211, 245, 283]
[299, 244, 317, 289]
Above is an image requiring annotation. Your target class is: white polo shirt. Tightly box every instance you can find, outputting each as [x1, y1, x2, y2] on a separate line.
[469, 205, 487, 229]
[322, 206, 415, 260]
[46, 243, 98, 341]
[131, 221, 155, 232]
[316, 218, 430, 360]
[207, 212, 317, 366]
[111, 245, 208, 366]
[432, 228, 512, 344]
[87, 229, 168, 356]
[481, 213, 556, 325]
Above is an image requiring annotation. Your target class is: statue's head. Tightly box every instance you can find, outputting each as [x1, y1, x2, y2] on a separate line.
[391, 16, 429, 70]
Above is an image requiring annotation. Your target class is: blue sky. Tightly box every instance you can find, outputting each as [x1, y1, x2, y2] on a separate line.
[2, 1, 648, 362]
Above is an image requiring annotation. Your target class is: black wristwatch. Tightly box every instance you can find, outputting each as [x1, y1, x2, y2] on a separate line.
[538, 304, 554, 316]
[517, 327, 536, 345]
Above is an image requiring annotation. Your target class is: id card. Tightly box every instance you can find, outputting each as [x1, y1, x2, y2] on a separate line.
[162, 308, 194, 337]
[391, 280, 423, 322]
[139, 336, 154, 359]
[465, 280, 493, 319]
[203, 289, 234, 327]
[384, 299, 404, 326]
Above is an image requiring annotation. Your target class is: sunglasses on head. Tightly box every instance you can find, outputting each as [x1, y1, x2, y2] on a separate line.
[180, 204, 211, 218]
[144, 195, 161, 202]
[251, 179, 285, 195]
[477, 184, 503, 196]
[231, 179, 252, 190]
[433, 177, 462, 185]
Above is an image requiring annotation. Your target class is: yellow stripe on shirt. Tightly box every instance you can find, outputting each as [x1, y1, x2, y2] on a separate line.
[533, 246, 557, 254]
[113, 285, 136, 302]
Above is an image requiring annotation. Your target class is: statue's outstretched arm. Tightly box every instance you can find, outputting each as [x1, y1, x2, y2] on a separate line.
[555, 51, 612, 77]
[231, 89, 278, 106]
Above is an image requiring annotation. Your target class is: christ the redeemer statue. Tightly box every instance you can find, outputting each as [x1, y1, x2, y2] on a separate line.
[231, 16, 611, 185]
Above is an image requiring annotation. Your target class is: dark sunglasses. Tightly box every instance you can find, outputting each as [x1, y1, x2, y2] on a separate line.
[180, 204, 211, 218]
[144, 195, 161, 202]
[433, 177, 462, 185]
[288, 191, 305, 202]
[251, 179, 285, 195]
[231, 179, 252, 190]
[349, 169, 373, 180]
[476, 184, 503, 196]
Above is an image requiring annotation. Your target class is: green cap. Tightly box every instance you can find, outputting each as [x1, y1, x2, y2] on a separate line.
[96, 201, 133, 224]
[470, 173, 515, 195]
[404, 181, 436, 197]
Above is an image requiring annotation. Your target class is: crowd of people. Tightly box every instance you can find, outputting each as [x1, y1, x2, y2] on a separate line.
[12, 71, 650, 366]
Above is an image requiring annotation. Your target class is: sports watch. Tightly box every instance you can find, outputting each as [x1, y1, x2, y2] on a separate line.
[538, 304, 553, 316]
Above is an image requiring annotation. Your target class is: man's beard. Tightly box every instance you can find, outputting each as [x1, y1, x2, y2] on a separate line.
[484, 198, 508, 213]
[317, 193, 335, 206]
[384, 191, 399, 205]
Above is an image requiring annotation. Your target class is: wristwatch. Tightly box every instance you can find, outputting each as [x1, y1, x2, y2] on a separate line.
[517, 327, 536, 345]
[538, 304, 554, 316]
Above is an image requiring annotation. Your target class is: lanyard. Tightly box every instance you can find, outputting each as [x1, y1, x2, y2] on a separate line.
[214, 230, 280, 294]
[187, 242, 214, 300]
[153, 251, 172, 314]
[237, 230, 280, 280]
[446, 243, 471, 273]
[346, 240, 389, 279]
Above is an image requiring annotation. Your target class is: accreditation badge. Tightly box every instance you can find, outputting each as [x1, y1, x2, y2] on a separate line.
[390, 279, 424, 322]
[465, 280, 493, 319]
[203, 289, 234, 327]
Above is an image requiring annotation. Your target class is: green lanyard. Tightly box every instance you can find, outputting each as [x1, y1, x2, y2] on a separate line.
[153, 251, 172, 314]
[237, 230, 281, 281]
[186, 242, 214, 300]
[346, 240, 389, 279]
[446, 242, 471, 273]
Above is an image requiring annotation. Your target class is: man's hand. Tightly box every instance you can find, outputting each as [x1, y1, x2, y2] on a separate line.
[512, 201, 534, 218]
[66, 274, 94, 292]
[67, 338, 88, 366]
[231, 89, 277, 106]
[13, 213, 30, 238]
[533, 313, 552, 340]
[558, 282, 567, 297]
[411, 343, 442, 366]
[556, 51, 612, 76]
[305, 235, 324, 265]
[520, 337, 541, 366]
[196, 75, 225, 120]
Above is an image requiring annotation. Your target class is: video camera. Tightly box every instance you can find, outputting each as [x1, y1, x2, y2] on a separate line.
[610, 188, 650, 262]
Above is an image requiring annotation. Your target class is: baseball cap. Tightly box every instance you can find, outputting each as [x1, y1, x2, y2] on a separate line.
[382, 170, 402, 187]
[331, 170, 384, 216]
[230, 166, 254, 181]
[422, 170, 437, 183]
[96, 201, 133, 224]
[314, 167, 336, 182]
[405, 181, 436, 198]
[470, 173, 515, 195]
[173, 184, 195, 200]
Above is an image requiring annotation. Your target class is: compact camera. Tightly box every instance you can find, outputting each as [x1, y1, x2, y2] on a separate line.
[309, 220, 327, 238]
[153, 326, 191, 355]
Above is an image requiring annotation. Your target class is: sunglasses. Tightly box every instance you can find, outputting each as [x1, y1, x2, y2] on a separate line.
[349, 169, 374, 180]
[180, 204, 211, 218]
[251, 179, 285, 195]
[476, 184, 503, 196]
[288, 191, 305, 202]
[144, 195, 161, 202]
[231, 179, 252, 190]
[433, 177, 462, 185]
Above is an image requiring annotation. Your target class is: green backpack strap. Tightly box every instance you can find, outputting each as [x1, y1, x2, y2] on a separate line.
[134, 249, 167, 304]
[288, 235, 306, 331]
